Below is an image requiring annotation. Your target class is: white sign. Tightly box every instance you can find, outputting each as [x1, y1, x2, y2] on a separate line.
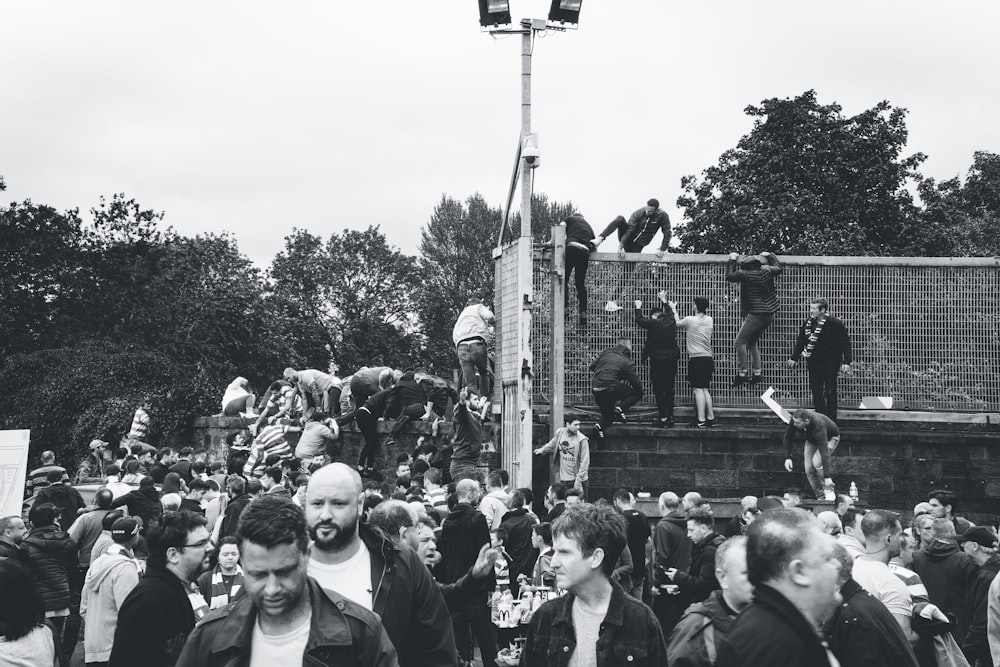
[0, 430, 31, 518]
[760, 387, 792, 424]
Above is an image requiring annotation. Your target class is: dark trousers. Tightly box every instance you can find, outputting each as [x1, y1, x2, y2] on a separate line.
[451, 602, 497, 667]
[356, 408, 381, 468]
[390, 403, 428, 434]
[456, 339, 490, 396]
[649, 357, 678, 419]
[593, 381, 644, 429]
[565, 244, 591, 314]
[64, 565, 85, 658]
[734, 313, 774, 373]
[808, 362, 840, 422]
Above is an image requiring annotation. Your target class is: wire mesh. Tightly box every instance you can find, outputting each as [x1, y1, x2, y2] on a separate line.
[510, 250, 1000, 413]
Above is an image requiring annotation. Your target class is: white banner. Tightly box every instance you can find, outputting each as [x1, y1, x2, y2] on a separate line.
[760, 387, 792, 424]
[0, 430, 31, 518]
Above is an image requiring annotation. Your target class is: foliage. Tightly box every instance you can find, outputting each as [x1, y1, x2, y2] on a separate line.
[676, 90, 927, 255]
[269, 226, 422, 373]
[917, 151, 1000, 256]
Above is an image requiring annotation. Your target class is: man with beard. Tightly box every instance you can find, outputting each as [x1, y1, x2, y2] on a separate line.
[177, 495, 398, 666]
[110, 510, 214, 667]
[305, 463, 456, 667]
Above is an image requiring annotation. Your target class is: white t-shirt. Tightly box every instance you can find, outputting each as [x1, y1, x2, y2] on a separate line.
[248, 611, 311, 667]
[852, 557, 913, 617]
[308, 541, 374, 610]
[678, 314, 713, 358]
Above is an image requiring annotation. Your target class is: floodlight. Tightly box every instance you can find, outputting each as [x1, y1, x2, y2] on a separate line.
[547, 0, 582, 27]
[478, 0, 512, 28]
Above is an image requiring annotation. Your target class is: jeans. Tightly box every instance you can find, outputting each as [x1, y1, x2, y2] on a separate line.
[803, 435, 840, 499]
[64, 565, 85, 658]
[452, 602, 497, 667]
[593, 381, 644, 429]
[734, 313, 774, 373]
[450, 460, 478, 483]
[356, 408, 380, 469]
[456, 339, 490, 396]
[649, 357, 678, 419]
[565, 244, 591, 315]
[808, 362, 840, 422]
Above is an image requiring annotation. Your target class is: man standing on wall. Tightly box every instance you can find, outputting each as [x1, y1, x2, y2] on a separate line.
[533, 419, 591, 499]
[452, 297, 495, 398]
[788, 298, 852, 423]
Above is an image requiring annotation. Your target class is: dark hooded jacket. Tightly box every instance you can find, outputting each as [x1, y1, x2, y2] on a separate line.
[912, 539, 977, 632]
[590, 344, 642, 391]
[109, 485, 163, 534]
[385, 372, 427, 419]
[653, 509, 691, 587]
[824, 578, 919, 667]
[635, 308, 680, 362]
[439, 502, 493, 587]
[499, 507, 538, 583]
[34, 483, 86, 532]
[22, 524, 76, 612]
[960, 554, 1000, 662]
[0, 538, 32, 569]
[109, 564, 197, 667]
[673, 532, 725, 603]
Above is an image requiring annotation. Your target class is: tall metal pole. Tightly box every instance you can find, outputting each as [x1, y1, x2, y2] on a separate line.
[516, 21, 535, 488]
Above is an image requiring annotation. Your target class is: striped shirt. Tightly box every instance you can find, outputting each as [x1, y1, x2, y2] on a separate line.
[244, 424, 292, 477]
[678, 314, 713, 358]
[127, 408, 150, 440]
[25, 464, 68, 497]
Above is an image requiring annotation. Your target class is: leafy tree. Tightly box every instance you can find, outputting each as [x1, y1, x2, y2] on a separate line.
[676, 90, 926, 255]
[917, 151, 1000, 256]
[270, 226, 421, 373]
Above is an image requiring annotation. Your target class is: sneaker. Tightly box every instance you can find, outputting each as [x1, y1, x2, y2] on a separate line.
[732, 374, 749, 386]
[604, 300, 623, 313]
[823, 480, 836, 501]
[613, 407, 627, 424]
[706, 418, 717, 428]
[593, 424, 605, 445]
[658, 417, 674, 428]
[749, 374, 763, 385]
[696, 421, 708, 429]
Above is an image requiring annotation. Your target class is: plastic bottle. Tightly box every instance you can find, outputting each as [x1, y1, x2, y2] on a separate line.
[849, 481, 859, 502]
[490, 586, 502, 625]
[530, 591, 542, 614]
[498, 590, 514, 628]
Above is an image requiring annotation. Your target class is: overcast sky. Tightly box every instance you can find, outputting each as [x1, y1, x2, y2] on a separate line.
[3, 1, 998, 267]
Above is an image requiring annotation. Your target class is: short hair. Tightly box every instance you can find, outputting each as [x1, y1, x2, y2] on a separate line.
[227, 475, 246, 495]
[179, 447, 193, 457]
[101, 510, 125, 530]
[209, 461, 223, 473]
[517, 487, 534, 506]
[496, 470, 509, 488]
[928, 489, 957, 513]
[740, 495, 759, 512]
[191, 461, 207, 476]
[783, 488, 802, 499]
[225, 432, 249, 447]
[415, 442, 436, 458]
[550, 483, 568, 502]
[46, 469, 64, 484]
[263, 467, 283, 485]
[158, 447, 174, 462]
[533, 522, 553, 546]
[791, 408, 814, 422]
[192, 449, 207, 460]
[219, 535, 239, 548]
[40, 450, 56, 464]
[424, 468, 442, 485]
[247, 479, 263, 495]
[647, 198, 660, 208]
[237, 495, 308, 553]
[395, 453, 410, 465]
[746, 508, 823, 587]
[94, 488, 114, 509]
[810, 298, 829, 312]
[659, 492, 680, 510]
[362, 494, 384, 518]
[0, 560, 46, 641]
[565, 488, 583, 500]
[831, 541, 853, 584]
[687, 507, 715, 528]
[417, 515, 438, 531]
[368, 500, 416, 543]
[836, 493, 853, 507]
[932, 518, 957, 541]
[508, 491, 525, 509]
[129, 443, 144, 456]
[683, 491, 703, 507]
[206, 479, 220, 493]
[552, 504, 627, 578]
[841, 507, 866, 533]
[28, 503, 57, 527]
[187, 479, 209, 493]
[486, 471, 504, 489]
[715, 535, 747, 575]
[860, 509, 901, 540]
[146, 510, 208, 569]
[0, 516, 24, 535]
[694, 297, 709, 313]
[612, 488, 632, 505]
[161, 493, 182, 511]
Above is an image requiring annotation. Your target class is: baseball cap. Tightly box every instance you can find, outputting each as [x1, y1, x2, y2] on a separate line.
[959, 526, 998, 549]
[111, 518, 140, 543]
[90, 439, 109, 450]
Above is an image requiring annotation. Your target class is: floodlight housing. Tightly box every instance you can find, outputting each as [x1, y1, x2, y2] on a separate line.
[478, 0, 512, 28]
[547, 0, 582, 27]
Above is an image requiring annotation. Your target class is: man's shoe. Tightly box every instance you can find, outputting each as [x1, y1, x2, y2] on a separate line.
[732, 374, 749, 386]
[658, 417, 674, 428]
[749, 373, 763, 385]
[695, 421, 708, 429]
[604, 300, 623, 313]
[706, 418, 717, 428]
[613, 407, 627, 424]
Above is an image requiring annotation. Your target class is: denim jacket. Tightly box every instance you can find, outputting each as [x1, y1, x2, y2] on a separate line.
[521, 580, 666, 667]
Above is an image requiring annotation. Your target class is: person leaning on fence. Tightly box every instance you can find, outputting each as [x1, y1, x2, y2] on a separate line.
[670, 296, 716, 428]
[787, 297, 853, 423]
[635, 291, 681, 428]
[725, 251, 781, 386]
[589, 338, 643, 446]
[561, 213, 597, 328]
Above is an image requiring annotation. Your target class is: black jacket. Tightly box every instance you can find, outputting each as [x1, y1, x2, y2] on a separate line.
[439, 502, 492, 586]
[522, 580, 666, 667]
[109, 564, 196, 667]
[667, 590, 739, 667]
[176, 577, 399, 667]
[385, 372, 427, 419]
[652, 510, 691, 587]
[451, 402, 483, 463]
[0, 538, 31, 569]
[674, 532, 725, 603]
[824, 578, 919, 667]
[110, 486, 163, 534]
[35, 483, 86, 532]
[354, 525, 457, 667]
[715, 584, 834, 667]
[564, 214, 596, 250]
[499, 508, 538, 582]
[218, 493, 252, 540]
[590, 344, 642, 391]
[790, 315, 852, 367]
[21, 525, 76, 612]
[635, 308, 680, 362]
[912, 539, 977, 632]
[961, 554, 1000, 662]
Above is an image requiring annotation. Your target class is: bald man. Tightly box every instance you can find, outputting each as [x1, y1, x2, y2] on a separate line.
[305, 463, 456, 667]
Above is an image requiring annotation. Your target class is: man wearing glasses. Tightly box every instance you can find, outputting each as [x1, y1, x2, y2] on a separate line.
[109, 510, 214, 667]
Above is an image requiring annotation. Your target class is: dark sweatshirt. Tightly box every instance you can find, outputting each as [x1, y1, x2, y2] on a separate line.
[725, 254, 781, 316]
[451, 402, 483, 463]
[790, 315, 853, 367]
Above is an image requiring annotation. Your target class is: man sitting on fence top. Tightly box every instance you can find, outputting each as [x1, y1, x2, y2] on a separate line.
[589, 338, 643, 446]
[593, 198, 672, 312]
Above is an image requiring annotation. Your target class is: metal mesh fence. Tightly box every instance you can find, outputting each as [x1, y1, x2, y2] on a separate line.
[518, 251, 1000, 413]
